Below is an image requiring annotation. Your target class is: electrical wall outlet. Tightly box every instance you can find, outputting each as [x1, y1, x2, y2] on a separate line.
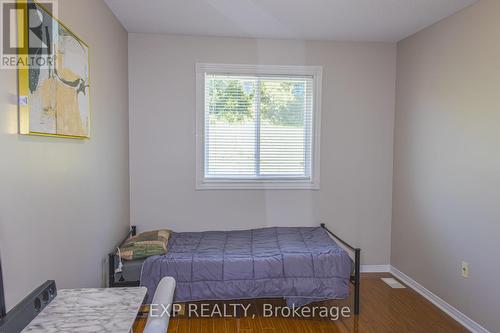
[461, 261, 469, 278]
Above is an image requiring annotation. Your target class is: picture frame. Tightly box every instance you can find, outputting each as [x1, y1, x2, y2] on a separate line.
[17, 0, 91, 139]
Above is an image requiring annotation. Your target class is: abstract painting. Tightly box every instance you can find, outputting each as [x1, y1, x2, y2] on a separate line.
[18, 0, 90, 139]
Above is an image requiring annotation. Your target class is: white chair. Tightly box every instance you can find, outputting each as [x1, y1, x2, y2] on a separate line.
[143, 277, 176, 333]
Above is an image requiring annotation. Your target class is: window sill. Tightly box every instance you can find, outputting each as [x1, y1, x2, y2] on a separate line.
[196, 180, 320, 190]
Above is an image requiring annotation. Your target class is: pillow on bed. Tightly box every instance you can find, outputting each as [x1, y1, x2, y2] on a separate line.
[119, 230, 171, 260]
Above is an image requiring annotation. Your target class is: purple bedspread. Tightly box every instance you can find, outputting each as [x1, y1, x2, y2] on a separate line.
[140, 227, 353, 307]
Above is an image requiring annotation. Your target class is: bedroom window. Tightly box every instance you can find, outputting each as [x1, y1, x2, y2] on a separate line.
[196, 63, 322, 190]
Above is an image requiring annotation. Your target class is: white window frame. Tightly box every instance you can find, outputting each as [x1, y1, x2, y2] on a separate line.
[196, 63, 322, 190]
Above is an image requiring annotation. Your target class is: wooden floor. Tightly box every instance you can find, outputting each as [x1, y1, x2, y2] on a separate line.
[133, 273, 468, 333]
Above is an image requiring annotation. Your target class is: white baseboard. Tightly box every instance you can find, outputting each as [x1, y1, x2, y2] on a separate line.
[360, 265, 391, 273]
[390, 266, 490, 333]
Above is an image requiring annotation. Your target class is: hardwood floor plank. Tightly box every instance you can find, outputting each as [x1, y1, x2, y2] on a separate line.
[176, 318, 190, 333]
[199, 318, 213, 333]
[224, 317, 237, 333]
[133, 316, 146, 333]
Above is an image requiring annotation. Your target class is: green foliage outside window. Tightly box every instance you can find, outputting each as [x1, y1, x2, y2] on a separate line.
[207, 78, 306, 127]
[207, 79, 254, 123]
[260, 81, 305, 127]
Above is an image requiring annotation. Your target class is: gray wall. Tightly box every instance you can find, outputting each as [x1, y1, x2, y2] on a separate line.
[392, 0, 500, 331]
[129, 34, 396, 265]
[0, 0, 130, 310]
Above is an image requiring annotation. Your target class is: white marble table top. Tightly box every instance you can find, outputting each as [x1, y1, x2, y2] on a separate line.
[22, 287, 147, 333]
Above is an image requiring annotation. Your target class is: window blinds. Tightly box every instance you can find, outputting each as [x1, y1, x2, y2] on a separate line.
[204, 74, 314, 180]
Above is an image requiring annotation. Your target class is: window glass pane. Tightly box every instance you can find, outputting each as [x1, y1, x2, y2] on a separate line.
[204, 74, 313, 180]
[205, 76, 256, 177]
[259, 79, 311, 176]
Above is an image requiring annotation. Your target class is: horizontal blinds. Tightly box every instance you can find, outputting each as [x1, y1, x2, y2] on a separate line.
[204, 74, 314, 179]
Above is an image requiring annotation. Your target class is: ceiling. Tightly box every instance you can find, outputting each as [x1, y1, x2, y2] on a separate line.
[105, 0, 477, 42]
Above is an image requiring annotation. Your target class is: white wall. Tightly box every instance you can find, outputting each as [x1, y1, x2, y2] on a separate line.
[129, 34, 396, 265]
[392, 0, 500, 331]
[0, 0, 129, 310]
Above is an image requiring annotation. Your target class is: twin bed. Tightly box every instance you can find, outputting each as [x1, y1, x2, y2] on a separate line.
[109, 224, 361, 314]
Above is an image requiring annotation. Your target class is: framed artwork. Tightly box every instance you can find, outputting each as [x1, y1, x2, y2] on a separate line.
[18, 0, 90, 139]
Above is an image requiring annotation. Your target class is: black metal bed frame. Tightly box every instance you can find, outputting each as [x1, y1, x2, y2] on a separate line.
[320, 223, 361, 315]
[108, 224, 361, 315]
